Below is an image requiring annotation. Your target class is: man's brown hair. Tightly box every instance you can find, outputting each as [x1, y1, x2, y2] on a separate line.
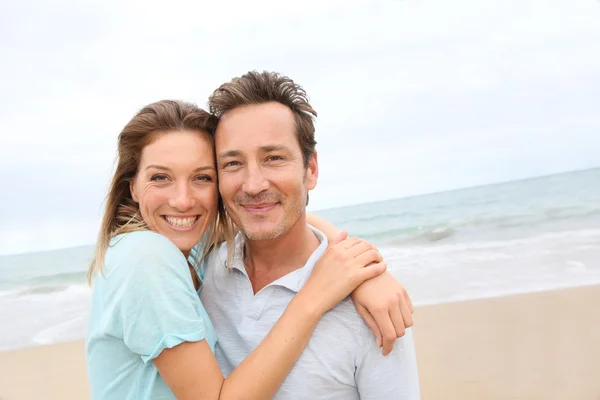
[208, 70, 318, 167]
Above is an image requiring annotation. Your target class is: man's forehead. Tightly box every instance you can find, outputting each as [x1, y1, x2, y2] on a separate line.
[215, 103, 298, 152]
[217, 103, 294, 134]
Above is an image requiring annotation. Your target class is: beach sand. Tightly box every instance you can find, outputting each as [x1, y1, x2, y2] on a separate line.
[0, 340, 89, 400]
[414, 284, 600, 400]
[0, 284, 599, 400]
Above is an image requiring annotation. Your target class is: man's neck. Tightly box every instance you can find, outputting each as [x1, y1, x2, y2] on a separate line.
[243, 214, 321, 294]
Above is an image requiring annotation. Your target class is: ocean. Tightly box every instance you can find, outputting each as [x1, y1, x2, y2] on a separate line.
[1, 168, 599, 351]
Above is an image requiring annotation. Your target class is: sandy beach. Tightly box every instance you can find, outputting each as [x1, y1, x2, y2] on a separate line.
[414, 284, 600, 400]
[1, 284, 599, 400]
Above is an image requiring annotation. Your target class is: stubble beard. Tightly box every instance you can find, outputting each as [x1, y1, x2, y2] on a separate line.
[235, 190, 307, 241]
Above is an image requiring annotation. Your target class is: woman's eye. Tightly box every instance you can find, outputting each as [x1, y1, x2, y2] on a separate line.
[150, 174, 168, 181]
[195, 175, 213, 182]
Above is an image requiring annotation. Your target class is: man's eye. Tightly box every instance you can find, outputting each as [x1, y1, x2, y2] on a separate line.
[223, 161, 241, 168]
[266, 155, 283, 162]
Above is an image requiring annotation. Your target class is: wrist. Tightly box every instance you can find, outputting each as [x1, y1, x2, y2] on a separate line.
[291, 289, 327, 321]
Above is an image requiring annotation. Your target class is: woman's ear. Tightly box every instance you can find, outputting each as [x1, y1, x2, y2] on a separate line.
[130, 179, 139, 203]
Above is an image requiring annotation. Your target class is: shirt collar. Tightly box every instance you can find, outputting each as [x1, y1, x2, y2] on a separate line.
[228, 225, 329, 293]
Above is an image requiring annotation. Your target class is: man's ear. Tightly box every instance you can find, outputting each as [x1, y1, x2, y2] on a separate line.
[130, 179, 139, 203]
[305, 152, 318, 191]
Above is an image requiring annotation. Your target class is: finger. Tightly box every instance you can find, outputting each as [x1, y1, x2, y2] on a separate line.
[369, 305, 397, 356]
[354, 249, 384, 267]
[331, 230, 348, 245]
[359, 239, 377, 251]
[404, 289, 415, 314]
[345, 240, 373, 258]
[400, 300, 414, 329]
[340, 236, 361, 249]
[355, 261, 387, 283]
[355, 304, 382, 348]
[389, 303, 407, 339]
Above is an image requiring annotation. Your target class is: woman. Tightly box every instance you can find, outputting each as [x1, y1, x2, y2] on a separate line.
[85, 100, 397, 399]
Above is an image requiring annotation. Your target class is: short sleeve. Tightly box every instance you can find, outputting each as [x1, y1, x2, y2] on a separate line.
[355, 328, 421, 399]
[105, 231, 208, 363]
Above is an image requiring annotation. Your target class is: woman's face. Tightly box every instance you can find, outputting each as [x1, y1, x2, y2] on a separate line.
[130, 129, 218, 257]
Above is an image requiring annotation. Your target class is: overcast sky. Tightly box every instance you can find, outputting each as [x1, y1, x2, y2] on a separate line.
[1, 0, 599, 255]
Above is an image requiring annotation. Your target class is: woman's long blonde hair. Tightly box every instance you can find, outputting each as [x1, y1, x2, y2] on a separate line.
[87, 100, 235, 285]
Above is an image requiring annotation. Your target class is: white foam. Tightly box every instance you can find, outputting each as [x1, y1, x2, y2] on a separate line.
[565, 260, 588, 272]
[33, 315, 87, 346]
[0, 283, 92, 351]
[381, 228, 600, 258]
[383, 226, 600, 309]
[0, 289, 21, 298]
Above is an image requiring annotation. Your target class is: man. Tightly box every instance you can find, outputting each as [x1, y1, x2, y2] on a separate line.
[200, 71, 420, 399]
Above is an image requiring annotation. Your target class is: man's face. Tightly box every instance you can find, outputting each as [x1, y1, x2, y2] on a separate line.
[215, 102, 318, 240]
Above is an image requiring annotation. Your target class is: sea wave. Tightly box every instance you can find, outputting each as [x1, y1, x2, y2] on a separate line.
[0, 288, 20, 298]
[353, 205, 600, 246]
[359, 224, 459, 245]
[0, 271, 88, 296]
[359, 225, 454, 242]
[380, 228, 600, 258]
[23, 270, 87, 287]
[33, 314, 87, 346]
[0, 283, 90, 301]
[336, 202, 600, 226]
[0, 284, 92, 351]
[18, 284, 79, 296]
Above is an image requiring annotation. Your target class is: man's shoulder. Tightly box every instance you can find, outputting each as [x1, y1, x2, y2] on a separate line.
[318, 297, 372, 341]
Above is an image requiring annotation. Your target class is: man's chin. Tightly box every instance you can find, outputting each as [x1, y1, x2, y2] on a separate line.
[242, 224, 284, 241]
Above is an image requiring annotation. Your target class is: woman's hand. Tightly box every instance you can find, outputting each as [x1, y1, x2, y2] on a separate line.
[299, 231, 387, 316]
[351, 272, 414, 356]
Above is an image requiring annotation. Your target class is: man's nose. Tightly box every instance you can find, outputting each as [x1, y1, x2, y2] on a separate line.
[242, 162, 270, 195]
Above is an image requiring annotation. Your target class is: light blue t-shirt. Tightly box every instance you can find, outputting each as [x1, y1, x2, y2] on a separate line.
[86, 231, 217, 400]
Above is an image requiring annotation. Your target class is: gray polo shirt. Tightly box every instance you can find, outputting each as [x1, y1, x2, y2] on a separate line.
[200, 226, 420, 399]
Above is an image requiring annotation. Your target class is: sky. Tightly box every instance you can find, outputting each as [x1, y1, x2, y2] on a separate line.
[1, 0, 599, 254]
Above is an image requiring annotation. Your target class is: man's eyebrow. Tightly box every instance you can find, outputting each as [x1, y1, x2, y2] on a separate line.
[260, 145, 292, 153]
[217, 145, 291, 159]
[217, 150, 242, 159]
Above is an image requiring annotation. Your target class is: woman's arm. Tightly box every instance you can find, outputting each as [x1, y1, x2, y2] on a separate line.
[307, 213, 342, 238]
[307, 213, 415, 356]
[154, 292, 321, 400]
[154, 232, 386, 400]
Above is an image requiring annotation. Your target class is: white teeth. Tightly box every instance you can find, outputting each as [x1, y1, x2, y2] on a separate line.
[165, 216, 197, 227]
